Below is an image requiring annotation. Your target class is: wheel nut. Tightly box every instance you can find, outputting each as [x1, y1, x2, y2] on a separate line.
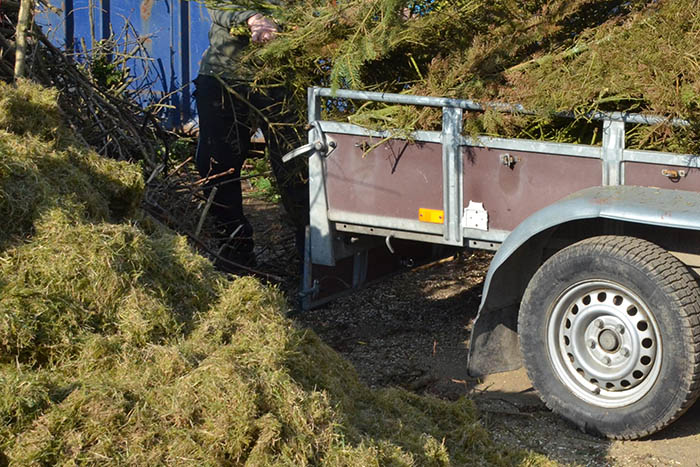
[603, 356, 611, 365]
[595, 319, 604, 329]
[621, 347, 630, 358]
[616, 325, 625, 334]
[589, 340, 596, 349]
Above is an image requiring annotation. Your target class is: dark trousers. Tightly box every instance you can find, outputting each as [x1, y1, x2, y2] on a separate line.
[194, 74, 309, 237]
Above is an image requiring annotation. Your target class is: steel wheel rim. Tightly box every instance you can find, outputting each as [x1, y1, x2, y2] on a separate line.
[546, 280, 662, 408]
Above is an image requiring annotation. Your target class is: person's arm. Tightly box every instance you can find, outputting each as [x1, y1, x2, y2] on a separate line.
[210, 6, 279, 43]
[209, 6, 259, 30]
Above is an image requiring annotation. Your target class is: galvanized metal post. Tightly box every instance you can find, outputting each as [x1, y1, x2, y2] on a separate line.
[65, 0, 75, 52]
[308, 87, 336, 266]
[301, 225, 314, 311]
[101, 0, 111, 41]
[441, 106, 464, 246]
[352, 251, 369, 288]
[179, 0, 191, 123]
[602, 119, 626, 186]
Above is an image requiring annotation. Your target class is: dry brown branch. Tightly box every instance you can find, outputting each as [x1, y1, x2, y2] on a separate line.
[193, 168, 238, 186]
[30, 27, 169, 167]
[146, 163, 165, 184]
[195, 187, 218, 237]
[167, 156, 193, 179]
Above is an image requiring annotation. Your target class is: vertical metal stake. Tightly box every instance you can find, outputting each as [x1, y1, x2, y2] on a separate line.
[307, 87, 336, 266]
[352, 250, 369, 288]
[602, 119, 626, 186]
[441, 106, 464, 246]
[301, 225, 313, 310]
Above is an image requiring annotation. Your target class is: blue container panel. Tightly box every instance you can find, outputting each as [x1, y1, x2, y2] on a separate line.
[40, 0, 213, 127]
[35, 1, 66, 47]
[190, 2, 211, 76]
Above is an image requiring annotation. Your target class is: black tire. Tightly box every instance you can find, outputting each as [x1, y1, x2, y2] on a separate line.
[519, 235, 700, 439]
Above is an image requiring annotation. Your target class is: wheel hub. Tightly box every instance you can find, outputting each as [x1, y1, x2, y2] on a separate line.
[598, 329, 620, 352]
[547, 281, 662, 408]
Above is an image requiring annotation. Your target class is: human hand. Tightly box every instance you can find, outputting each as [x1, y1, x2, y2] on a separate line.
[247, 13, 279, 43]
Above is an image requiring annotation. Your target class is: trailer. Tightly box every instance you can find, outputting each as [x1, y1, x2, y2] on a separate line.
[283, 87, 700, 439]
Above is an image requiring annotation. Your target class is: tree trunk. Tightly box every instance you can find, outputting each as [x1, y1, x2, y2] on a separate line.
[13, 0, 32, 79]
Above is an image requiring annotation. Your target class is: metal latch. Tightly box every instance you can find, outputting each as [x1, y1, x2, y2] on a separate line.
[282, 140, 334, 163]
[500, 153, 518, 169]
[282, 120, 336, 163]
[661, 168, 687, 181]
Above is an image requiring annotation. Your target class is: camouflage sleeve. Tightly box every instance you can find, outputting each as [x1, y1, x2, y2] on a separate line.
[209, 6, 259, 29]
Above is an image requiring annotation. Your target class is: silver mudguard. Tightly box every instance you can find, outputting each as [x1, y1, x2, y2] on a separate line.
[467, 185, 700, 376]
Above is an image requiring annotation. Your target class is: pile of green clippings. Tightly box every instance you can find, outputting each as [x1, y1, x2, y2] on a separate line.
[0, 80, 551, 465]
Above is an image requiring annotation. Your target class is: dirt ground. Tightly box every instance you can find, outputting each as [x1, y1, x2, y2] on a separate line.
[244, 196, 700, 467]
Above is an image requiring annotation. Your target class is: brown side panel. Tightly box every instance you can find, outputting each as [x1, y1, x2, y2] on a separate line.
[463, 147, 601, 231]
[624, 163, 700, 192]
[325, 134, 443, 220]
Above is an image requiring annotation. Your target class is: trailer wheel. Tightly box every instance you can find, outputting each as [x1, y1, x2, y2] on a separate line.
[519, 236, 700, 439]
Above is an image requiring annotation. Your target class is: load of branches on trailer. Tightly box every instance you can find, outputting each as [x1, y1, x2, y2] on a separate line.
[234, 0, 699, 153]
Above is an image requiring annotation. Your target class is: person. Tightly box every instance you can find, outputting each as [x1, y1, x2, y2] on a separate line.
[195, 2, 308, 270]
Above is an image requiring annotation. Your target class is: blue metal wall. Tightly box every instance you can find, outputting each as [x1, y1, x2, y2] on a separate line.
[37, 0, 212, 127]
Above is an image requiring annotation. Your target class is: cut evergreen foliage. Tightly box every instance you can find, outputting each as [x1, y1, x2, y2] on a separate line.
[0, 81, 553, 465]
[226, 0, 698, 152]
